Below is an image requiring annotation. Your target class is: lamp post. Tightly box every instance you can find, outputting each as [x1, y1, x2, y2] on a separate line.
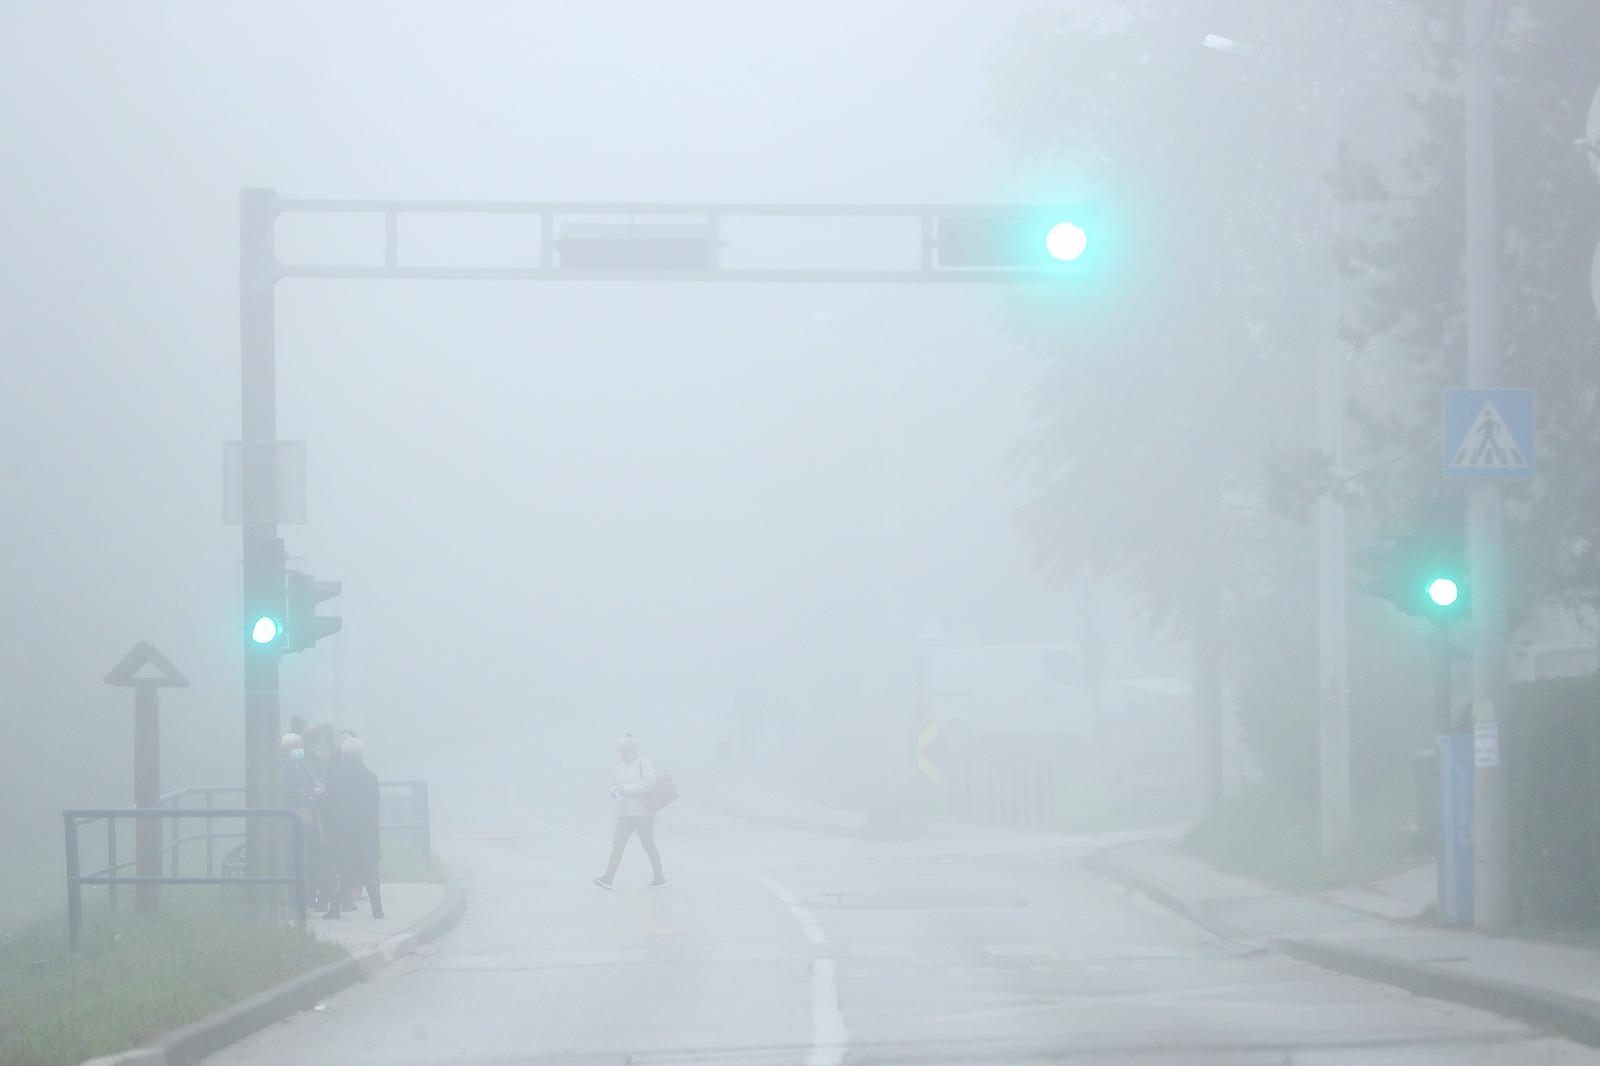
[1204, 26, 1351, 857]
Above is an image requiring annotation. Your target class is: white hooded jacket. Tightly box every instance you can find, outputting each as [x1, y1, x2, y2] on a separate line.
[612, 755, 657, 818]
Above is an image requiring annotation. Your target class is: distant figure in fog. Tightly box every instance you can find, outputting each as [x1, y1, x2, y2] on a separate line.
[321, 736, 385, 919]
[593, 734, 667, 890]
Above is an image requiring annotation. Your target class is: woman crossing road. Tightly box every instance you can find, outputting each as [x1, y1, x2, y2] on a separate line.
[593, 733, 669, 889]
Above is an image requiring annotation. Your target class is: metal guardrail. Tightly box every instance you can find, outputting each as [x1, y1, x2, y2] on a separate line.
[377, 779, 432, 863]
[63, 778, 431, 949]
[136, 780, 431, 880]
[63, 808, 305, 951]
[938, 757, 1061, 831]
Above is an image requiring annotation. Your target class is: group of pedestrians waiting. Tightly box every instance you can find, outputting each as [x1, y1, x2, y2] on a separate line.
[280, 720, 384, 920]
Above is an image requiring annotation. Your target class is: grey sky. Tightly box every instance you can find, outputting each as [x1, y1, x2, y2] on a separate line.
[0, 1, 1130, 842]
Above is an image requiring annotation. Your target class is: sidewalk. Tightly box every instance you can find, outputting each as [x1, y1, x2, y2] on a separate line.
[307, 882, 448, 962]
[1089, 842, 1600, 1047]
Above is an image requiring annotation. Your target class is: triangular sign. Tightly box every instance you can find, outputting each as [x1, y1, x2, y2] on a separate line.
[1450, 401, 1529, 470]
[104, 641, 190, 688]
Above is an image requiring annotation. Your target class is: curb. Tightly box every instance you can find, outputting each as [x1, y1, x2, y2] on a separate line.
[82, 880, 468, 1066]
[1086, 844, 1600, 1050]
[1081, 846, 1239, 943]
[1277, 935, 1600, 1049]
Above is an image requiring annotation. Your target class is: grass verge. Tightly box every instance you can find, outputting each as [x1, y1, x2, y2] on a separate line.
[0, 889, 345, 1066]
[1182, 781, 1422, 892]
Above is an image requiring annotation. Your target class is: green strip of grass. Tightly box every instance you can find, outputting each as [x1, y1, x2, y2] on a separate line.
[0, 852, 62, 933]
[0, 890, 345, 1066]
[1183, 781, 1421, 892]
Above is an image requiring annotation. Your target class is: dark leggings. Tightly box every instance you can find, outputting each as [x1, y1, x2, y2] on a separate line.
[604, 816, 663, 880]
[324, 863, 383, 915]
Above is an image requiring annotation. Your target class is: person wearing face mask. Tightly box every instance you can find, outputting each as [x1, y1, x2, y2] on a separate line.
[280, 733, 318, 812]
[280, 733, 322, 903]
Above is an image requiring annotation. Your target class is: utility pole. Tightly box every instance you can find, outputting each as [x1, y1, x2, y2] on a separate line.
[239, 188, 285, 894]
[1464, 0, 1511, 930]
[1317, 6, 1352, 860]
[1202, 19, 1352, 853]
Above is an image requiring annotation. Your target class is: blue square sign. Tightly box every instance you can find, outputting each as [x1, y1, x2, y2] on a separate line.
[1443, 388, 1534, 478]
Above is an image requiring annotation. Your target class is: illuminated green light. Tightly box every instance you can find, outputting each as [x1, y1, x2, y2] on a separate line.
[250, 616, 280, 644]
[1045, 221, 1088, 262]
[1427, 578, 1459, 608]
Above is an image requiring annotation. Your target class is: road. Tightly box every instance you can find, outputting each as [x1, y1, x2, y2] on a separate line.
[203, 792, 1600, 1065]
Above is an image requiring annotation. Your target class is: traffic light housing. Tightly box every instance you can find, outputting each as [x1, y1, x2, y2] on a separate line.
[243, 535, 286, 651]
[1362, 516, 1467, 619]
[284, 570, 342, 653]
[935, 213, 1092, 269]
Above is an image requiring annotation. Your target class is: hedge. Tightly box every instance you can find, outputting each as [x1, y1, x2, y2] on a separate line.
[1506, 672, 1600, 927]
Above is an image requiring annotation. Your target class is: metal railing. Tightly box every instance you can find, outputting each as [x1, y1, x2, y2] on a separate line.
[143, 780, 431, 878]
[63, 808, 306, 951]
[938, 757, 1061, 831]
[62, 778, 432, 949]
[377, 779, 432, 863]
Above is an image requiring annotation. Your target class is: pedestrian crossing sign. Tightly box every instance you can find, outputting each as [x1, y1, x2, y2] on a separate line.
[1443, 388, 1534, 478]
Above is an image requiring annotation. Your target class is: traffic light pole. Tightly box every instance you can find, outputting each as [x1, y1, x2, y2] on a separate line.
[1432, 620, 1454, 736]
[239, 189, 284, 891]
[1464, 0, 1511, 931]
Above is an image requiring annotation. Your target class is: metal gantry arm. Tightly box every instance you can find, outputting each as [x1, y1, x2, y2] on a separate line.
[268, 194, 1083, 284]
[237, 190, 1087, 892]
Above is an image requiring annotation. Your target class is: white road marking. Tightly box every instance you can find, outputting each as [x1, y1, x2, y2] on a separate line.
[981, 944, 1053, 959]
[808, 958, 848, 1066]
[503, 784, 848, 1065]
[573, 948, 649, 965]
[707, 945, 781, 962]
[742, 868, 849, 1066]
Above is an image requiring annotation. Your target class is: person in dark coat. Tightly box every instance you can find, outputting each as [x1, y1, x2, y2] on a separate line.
[320, 736, 384, 919]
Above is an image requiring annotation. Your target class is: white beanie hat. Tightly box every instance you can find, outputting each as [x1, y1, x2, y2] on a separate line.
[280, 733, 303, 753]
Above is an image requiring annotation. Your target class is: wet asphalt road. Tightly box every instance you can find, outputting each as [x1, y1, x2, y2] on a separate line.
[201, 791, 1600, 1066]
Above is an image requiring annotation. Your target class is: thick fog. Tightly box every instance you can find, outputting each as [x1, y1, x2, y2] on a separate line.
[10, 3, 1600, 1064]
[0, 2, 1198, 892]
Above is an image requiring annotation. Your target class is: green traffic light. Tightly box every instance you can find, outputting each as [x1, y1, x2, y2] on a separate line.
[1427, 578, 1460, 608]
[1045, 221, 1088, 262]
[249, 616, 280, 644]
